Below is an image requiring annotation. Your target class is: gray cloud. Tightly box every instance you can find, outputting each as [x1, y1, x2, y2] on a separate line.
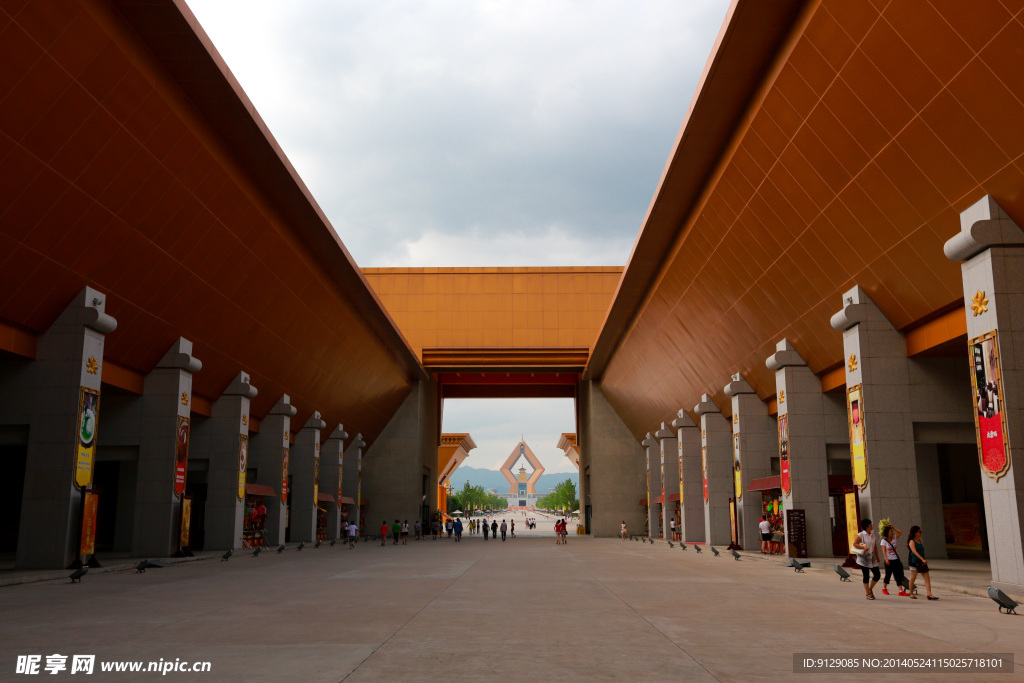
[185, 0, 731, 266]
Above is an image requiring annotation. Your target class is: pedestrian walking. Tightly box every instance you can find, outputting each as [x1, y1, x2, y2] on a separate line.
[414, 519, 421, 541]
[759, 516, 771, 554]
[491, 520, 498, 540]
[431, 519, 439, 540]
[348, 521, 358, 549]
[620, 520, 627, 540]
[879, 522, 908, 596]
[401, 520, 409, 545]
[853, 518, 881, 600]
[446, 518, 453, 539]
[392, 519, 401, 545]
[669, 518, 676, 541]
[500, 519, 507, 541]
[907, 525, 938, 600]
[379, 520, 388, 547]
[454, 518, 463, 542]
[483, 521, 489, 540]
[555, 519, 563, 545]
[510, 519, 515, 538]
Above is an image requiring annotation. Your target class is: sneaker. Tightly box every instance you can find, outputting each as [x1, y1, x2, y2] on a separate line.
[881, 587, 889, 595]
[898, 590, 909, 596]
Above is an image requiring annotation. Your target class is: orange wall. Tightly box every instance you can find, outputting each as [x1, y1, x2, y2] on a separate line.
[363, 267, 622, 356]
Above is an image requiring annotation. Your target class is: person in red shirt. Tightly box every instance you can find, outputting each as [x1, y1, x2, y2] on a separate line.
[379, 520, 388, 547]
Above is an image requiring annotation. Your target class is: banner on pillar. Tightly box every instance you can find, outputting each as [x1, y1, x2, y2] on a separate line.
[237, 435, 248, 501]
[281, 447, 289, 503]
[659, 442, 666, 505]
[969, 331, 1011, 482]
[74, 388, 100, 489]
[729, 498, 737, 544]
[313, 451, 320, 508]
[845, 492, 859, 554]
[80, 490, 99, 556]
[701, 446, 708, 503]
[677, 438, 684, 505]
[778, 414, 791, 497]
[732, 434, 742, 500]
[174, 416, 190, 497]
[180, 496, 192, 548]
[337, 461, 343, 506]
[847, 385, 868, 490]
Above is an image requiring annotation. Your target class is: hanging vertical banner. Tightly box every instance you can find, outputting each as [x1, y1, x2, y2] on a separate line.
[313, 451, 320, 506]
[80, 490, 99, 556]
[729, 498, 737, 544]
[180, 496, 192, 548]
[356, 453, 362, 510]
[969, 331, 1011, 481]
[237, 434, 248, 501]
[677, 437, 684, 505]
[659, 441, 666, 503]
[733, 434, 742, 500]
[847, 384, 868, 490]
[174, 416, 190, 496]
[701, 446, 708, 503]
[281, 447, 289, 503]
[844, 492, 859, 554]
[74, 388, 100, 489]
[778, 414, 791, 497]
[337, 464, 343, 508]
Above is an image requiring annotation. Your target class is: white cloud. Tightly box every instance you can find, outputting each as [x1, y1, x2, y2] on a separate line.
[442, 398, 577, 474]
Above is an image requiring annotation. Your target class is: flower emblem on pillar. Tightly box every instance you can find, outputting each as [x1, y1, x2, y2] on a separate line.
[778, 390, 785, 404]
[242, 414, 248, 426]
[970, 290, 989, 317]
[848, 354, 857, 372]
[733, 414, 738, 425]
[86, 357, 98, 374]
[181, 391, 189, 406]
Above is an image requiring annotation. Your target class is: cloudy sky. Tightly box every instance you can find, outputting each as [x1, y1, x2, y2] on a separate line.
[184, 0, 731, 473]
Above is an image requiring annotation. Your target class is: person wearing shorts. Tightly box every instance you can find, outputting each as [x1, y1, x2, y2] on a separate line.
[392, 519, 401, 545]
[907, 525, 938, 600]
[853, 518, 882, 600]
[759, 516, 772, 554]
[401, 520, 409, 545]
[379, 521, 388, 547]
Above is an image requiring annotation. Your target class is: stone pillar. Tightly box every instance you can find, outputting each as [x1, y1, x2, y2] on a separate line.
[641, 432, 661, 538]
[672, 410, 704, 542]
[17, 287, 116, 568]
[322, 424, 348, 540]
[945, 194, 1024, 593]
[831, 285, 920, 533]
[133, 338, 202, 557]
[291, 411, 326, 543]
[344, 434, 366, 531]
[656, 422, 678, 541]
[695, 394, 731, 546]
[725, 373, 773, 551]
[248, 395, 295, 547]
[766, 339, 831, 557]
[194, 371, 257, 551]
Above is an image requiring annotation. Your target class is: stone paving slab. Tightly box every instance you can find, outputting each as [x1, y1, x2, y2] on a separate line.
[0, 534, 1020, 681]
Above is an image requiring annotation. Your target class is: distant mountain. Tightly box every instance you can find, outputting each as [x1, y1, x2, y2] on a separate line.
[448, 466, 579, 495]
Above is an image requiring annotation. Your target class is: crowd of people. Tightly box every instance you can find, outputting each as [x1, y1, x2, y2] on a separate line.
[346, 510, 581, 548]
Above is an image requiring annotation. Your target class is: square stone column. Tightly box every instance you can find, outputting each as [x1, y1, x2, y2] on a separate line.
[248, 395, 295, 547]
[695, 394, 731, 546]
[343, 434, 366, 531]
[322, 424, 348, 540]
[193, 371, 257, 551]
[945, 195, 1024, 594]
[656, 423, 678, 540]
[766, 339, 831, 557]
[291, 411, 326, 543]
[642, 432, 661, 538]
[133, 338, 202, 557]
[725, 374, 773, 551]
[17, 287, 116, 568]
[831, 285, 920, 533]
[672, 410, 704, 542]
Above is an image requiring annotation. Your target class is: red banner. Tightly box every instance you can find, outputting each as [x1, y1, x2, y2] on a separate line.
[971, 332, 1010, 481]
[174, 416, 190, 496]
[281, 447, 289, 504]
[80, 491, 99, 556]
[778, 414, 791, 497]
[701, 446, 708, 503]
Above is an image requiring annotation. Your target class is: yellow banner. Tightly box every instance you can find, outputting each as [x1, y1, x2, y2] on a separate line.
[848, 384, 868, 489]
[74, 388, 100, 489]
[80, 491, 99, 556]
[845, 492, 859, 554]
[237, 435, 248, 501]
[733, 434, 742, 500]
[313, 453, 320, 506]
[180, 497, 192, 548]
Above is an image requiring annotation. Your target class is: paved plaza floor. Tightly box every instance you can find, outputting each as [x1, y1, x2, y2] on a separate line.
[1, 514, 1022, 681]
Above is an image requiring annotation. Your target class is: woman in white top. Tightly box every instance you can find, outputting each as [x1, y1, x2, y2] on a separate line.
[852, 518, 882, 600]
[620, 521, 627, 540]
[880, 523, 908, 596]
